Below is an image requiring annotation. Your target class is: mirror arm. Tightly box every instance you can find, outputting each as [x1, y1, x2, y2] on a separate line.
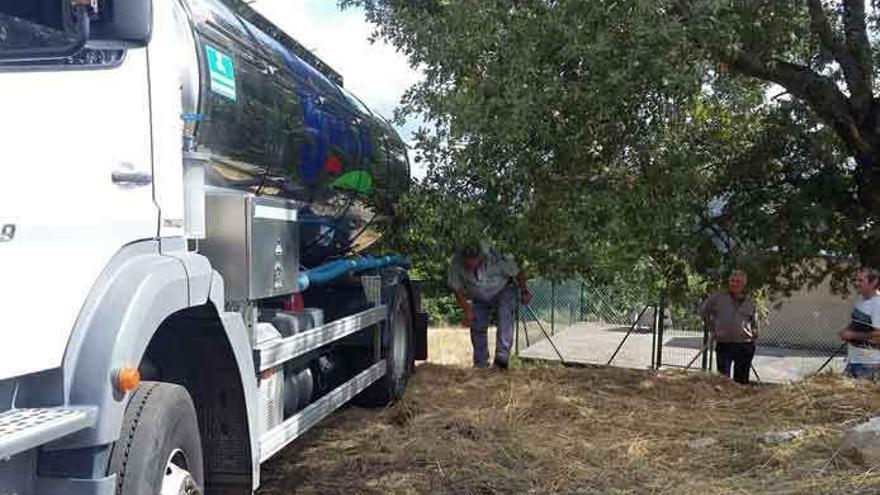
[0, 3, 92, 63]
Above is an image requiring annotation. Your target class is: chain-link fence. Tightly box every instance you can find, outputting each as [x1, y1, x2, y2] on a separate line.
[515, 278, 850, 382]
[515, 279, 654, 369]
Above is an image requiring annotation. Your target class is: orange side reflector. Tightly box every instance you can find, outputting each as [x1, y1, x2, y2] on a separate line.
[115, 368, 141, 393]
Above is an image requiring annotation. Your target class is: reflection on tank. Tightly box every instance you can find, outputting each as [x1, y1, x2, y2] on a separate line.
[183, 0, 409, 264]
[189, 0, 409, 213]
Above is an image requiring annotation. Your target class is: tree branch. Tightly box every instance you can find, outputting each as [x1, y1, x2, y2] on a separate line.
[808, 0, 847, 61]
[842, 0, 875, 117]
[807, 0, 873, 120]
[730, 52, 869, 154]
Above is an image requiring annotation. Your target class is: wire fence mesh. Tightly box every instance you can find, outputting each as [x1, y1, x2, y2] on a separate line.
[515, 278, 850, 382]
[516, 279, 654, 368]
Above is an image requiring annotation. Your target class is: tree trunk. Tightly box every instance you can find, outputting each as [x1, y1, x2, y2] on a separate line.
[854, 148, 880, 269]
[857, 178, 880, 268]
[859, 243, 880, 269]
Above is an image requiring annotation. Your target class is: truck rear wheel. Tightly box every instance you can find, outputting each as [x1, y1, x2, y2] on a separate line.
[355, 284, 414, 407]
[108, 382, 204, 495]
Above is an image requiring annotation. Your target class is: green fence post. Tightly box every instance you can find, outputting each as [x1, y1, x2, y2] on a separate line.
[579, 280, 585, 321]
[655, 294, 667, 369]
[701, 320, 710, 371]
[650, 304, 658, 369]
[551, 280, 556, 335]
[515, 298, 520, 356]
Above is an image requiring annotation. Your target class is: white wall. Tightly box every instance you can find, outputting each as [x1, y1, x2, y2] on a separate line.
[762, 279, 854, 351]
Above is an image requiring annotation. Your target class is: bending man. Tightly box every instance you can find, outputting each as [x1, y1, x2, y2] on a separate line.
[448, 242, 531, 369]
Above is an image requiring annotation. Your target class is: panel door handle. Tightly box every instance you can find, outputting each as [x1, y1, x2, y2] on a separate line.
[111, 170, 153, 186]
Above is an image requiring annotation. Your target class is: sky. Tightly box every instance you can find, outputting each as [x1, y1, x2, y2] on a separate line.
[248, 0, 426, 179]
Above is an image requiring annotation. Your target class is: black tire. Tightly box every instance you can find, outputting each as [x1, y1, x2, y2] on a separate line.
[108, 382, 204, 495]
[355, 284, 415, 407]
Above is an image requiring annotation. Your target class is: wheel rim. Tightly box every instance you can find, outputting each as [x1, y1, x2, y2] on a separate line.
[162, 449, 201, 495]
[391, 302, 409, 383]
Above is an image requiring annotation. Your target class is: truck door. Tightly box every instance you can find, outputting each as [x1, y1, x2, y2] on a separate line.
[0, 47, 158, 380]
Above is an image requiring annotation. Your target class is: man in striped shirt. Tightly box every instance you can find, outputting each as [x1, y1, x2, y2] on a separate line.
[838, 267, 880, 379]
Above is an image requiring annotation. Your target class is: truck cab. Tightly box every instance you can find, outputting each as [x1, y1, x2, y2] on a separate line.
[0, 1, 427, 493]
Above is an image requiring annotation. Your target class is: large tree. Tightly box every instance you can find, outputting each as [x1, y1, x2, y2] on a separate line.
[347, 0, 880, 293]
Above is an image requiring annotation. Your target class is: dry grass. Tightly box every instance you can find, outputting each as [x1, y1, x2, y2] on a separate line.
[426, 325, 496, 367]
[258, 328, 880, 494]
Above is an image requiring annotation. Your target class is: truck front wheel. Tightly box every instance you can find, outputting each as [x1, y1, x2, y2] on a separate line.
[108, 382, 204, 495]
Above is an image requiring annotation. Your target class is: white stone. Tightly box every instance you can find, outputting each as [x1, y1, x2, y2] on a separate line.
[842, 417, 880, 466]
[688, 437, 718, 449]
[759, 430, 804, 445]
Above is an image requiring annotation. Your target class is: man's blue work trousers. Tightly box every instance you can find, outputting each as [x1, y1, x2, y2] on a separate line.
[470, 286, 517, 368]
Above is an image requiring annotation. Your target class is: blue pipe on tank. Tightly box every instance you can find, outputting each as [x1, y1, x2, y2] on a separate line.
[297, 255, 410, 291]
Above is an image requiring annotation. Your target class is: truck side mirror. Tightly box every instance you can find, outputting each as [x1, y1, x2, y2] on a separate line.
[90, 0, 153, 47]
[0, 0, 152, 63]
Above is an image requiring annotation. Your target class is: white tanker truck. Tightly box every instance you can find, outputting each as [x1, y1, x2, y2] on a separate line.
[0, 1, 428, 493]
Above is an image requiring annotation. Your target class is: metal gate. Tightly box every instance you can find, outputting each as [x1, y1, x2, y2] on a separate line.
[651, 299, 713, 371]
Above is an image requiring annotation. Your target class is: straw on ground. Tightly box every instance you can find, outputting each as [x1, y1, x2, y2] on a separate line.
[258, 327, 880, 494]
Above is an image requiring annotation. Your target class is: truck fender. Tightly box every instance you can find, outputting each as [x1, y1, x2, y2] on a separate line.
[58, 240, 258, 469]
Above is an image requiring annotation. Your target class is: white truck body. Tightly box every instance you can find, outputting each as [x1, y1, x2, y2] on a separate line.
[0, 1, 426, 493]
[0, 49, 158, 380]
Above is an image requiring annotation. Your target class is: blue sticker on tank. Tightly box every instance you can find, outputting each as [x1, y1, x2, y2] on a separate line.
[205, 44, 237, 101]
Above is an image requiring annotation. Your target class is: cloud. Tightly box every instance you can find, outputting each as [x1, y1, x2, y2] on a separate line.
[250, 0, 426, 178]
[250, 1, 419, 124]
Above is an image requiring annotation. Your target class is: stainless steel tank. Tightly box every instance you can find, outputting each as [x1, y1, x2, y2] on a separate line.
[179, 0, 409, 262]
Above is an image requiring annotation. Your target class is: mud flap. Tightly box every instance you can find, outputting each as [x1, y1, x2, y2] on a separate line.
[413, 310, 429, 361]
[407, 280, 429, 361]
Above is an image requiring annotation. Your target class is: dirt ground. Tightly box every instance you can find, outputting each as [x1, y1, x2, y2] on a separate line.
[257, 327, 880, 494]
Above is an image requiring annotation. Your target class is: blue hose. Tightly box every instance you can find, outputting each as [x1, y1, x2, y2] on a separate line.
[298, 255, 410, 291]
